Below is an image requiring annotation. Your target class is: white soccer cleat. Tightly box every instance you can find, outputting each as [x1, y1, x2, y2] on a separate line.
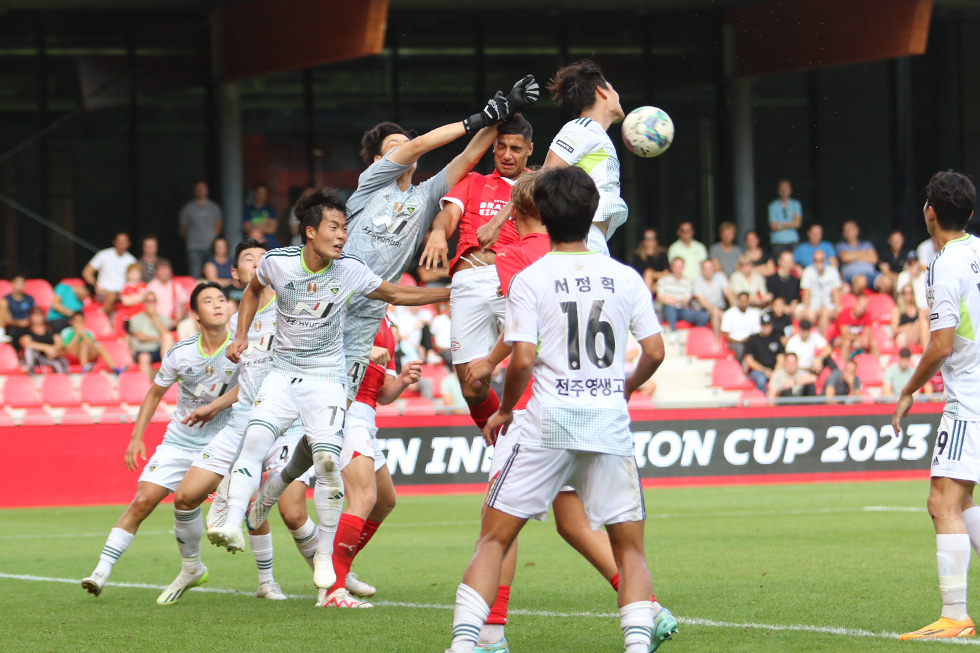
[246, 473, 281, 531]
[312, 549, 336, 590]
[315, 587, 328, 607]
[206, 476, 230, 529]
[81, 571, 107, 596]
[345, 572, 376, 597]
[156, 565, 208, 605]
[207, 523, 245, 553]
[256, 580, 287, 601]
[320, 587, 373, 609]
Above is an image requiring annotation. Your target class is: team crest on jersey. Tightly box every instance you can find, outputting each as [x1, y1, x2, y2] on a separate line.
[253, 320, 262, 331]
[328, 279, 342, 295]
[307, 281, 318, 294]
[225, 369, 233, 376]
[205, 364, 214, 376]
[201, 449, 212, 460]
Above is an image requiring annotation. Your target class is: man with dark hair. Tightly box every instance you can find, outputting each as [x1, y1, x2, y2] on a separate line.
[743, 313, 784, 393]
[894, 169, 979, 641]
[83, 232, 136, 315]
[243, 181, 278, 248]
[179, 182, 222, 278]
[1, 275, 35, 349]
[139, 234, 161, 282]
[82, 281, 237, 599]
[446, 166, 676, 653]
[418, 114, 535, 433]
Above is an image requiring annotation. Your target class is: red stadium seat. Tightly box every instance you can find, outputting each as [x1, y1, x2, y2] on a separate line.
[674, 320, 693, 330]
[3, 375, 41, 407]
[871, 325, 898, 355]
[420, 364, 449, 398]
[627, 392, 655, 408]
[118, 371, 152, 405]
[61, 278, 85, 288]
[100, 340, 134, 370]
[400, 397, 434, 414]
[867, 293, 895, 324]
[57, 406, 98, 425]
[853, 353, 883, 387]
[173, 276, 198, 296]
[10, 406, 55, 425]
[738, 388, 767, 405]
[710, 359, 753, 390]
[376, 402, 400, 417]
[0, 344, 22, 374]
[24, 279, 53, 309]
[40, 373, 78, 407]
[84, 311, 115, 341]
[80, 373, 119, 406]
[0, 279, 11, 298]
[685, 327, 728, 359]
[398, 273, 418, 287]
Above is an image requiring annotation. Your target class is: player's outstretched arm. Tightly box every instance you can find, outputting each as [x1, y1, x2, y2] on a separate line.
[445, 125, 500, 189]
[420, 203, 463, 271]
[625, 333, 666, 398]
[366, 280, 450, 307]
[892, 326, 953, 435]
[183, 385, 239, 427]
[378, 360, 423, 405]
[227, 275, 264, 363]
[126, 382, 168, 471]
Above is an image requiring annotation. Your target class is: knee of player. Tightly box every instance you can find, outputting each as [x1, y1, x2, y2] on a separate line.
[128, 492, 159, 520]
[277, 497, 309, 529]
[376, 493, 396, 517]
[172, 489, 201, 512]
[461, 382, 490, 405]
[313, 451, 338, 475]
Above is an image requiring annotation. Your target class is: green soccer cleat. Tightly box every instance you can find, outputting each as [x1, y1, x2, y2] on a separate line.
[650, 607, 679, 652]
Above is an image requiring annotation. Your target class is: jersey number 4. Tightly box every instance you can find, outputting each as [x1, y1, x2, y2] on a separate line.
[560, 300, 615, 370]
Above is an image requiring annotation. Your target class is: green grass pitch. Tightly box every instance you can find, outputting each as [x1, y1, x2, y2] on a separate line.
[0, 480, 974, 651]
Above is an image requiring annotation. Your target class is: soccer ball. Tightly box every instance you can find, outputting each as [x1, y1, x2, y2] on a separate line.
[621, 106, 674, 158]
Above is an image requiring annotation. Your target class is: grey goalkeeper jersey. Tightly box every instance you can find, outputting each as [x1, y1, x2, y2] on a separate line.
[344, 151, 449, 320]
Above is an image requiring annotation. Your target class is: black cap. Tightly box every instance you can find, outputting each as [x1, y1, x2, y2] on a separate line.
[899, 347, 912, 358]
[760, 313, 773, 324]
[799, 319, 812, 330]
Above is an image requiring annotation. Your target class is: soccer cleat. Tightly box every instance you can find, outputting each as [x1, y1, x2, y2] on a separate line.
[312, 549, 336, 590]
[81, 571, 107, 596]
[207, 523, 245, 553]
[156, 565, 208, 605]
[898, 617, 975, 640]
[246, 473, 281, 531]
[650, 607, 679, 651]
[315, 588, 328, 607]
[320, 587, 373, 609]
[205, 476, 230, 529]
[257, 580, 287, 601]
[345, 572, 376, 598]
[474, 636, 509, 652]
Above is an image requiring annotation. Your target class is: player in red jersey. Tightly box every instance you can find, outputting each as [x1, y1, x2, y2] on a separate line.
[419, 115, 534, 434]
[463, 172, 672, 651]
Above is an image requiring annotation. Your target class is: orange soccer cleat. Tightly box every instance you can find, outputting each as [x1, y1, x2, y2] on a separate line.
[899, 617, 976, 640]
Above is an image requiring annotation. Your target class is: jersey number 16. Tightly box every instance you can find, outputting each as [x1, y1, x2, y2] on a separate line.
[560, 300, 615, 370]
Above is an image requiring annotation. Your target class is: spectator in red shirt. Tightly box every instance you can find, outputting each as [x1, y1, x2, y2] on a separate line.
[117, 263, 147, 320]
[834, 293, 878, 360]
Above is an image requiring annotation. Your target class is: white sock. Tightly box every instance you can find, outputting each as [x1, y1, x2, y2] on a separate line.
[312, 449, 343, 537]
[478, 623, 505, 645]
[249, 533, 275, 584]
[620, 600, 655, 653]
[450, 583, 490, 652]
[290, 517, 319, 571]
[265, 473, 290, 502]
[226, 425, 277, 527]
[94, 528, 134, 577]
[937, 533, 971, 621]
[173, 507, 203, 570]
[962, 507, 980, 558]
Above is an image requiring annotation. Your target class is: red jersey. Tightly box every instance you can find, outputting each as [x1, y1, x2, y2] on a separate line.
[354, 317, 397, 410]
[495, 231, 551, 410]
[442, 170, 520, 272]
[836, 306, 873, 335]
[117, 281, 146, 320]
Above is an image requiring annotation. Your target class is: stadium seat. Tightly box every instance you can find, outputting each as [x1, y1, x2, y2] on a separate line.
[685, 327, 728, 359]
[420, 364, 449, 397]
[3, 375, 41, 407]
[117, 371, 152, 405]
[80, 373, 119, 406]
[8, 406, 54, 425]
[112, 311, 130, 338]
[376, 402, 399, 417]
[398, 273, 418, 287]
[173, 276, 197, 296]
[40, 373, 78, 407]
[710, 359, 753, 390]
[738, 388, 767, 405]
[400, 396, 434, 414]
[839, 294, 857, 313]
[627, 392, 655, 408]
[57, 406, 98, 425]
[61, 278, 85, 288]
[24, 279, 53, 309]
[674, 320, 693, 330]
[84, 311, 115, 341]
[100, 339, 134, 370]
[853, 353, 883, 387]
[0, 279, 11, 298]
[867, 293, 895, 324]
[0, 343, 21, 374]
[871, 325, 898, 355]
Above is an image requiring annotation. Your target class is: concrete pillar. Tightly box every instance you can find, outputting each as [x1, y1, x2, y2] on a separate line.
[724, 24, 756, 240]
[219, 81, 243, 248]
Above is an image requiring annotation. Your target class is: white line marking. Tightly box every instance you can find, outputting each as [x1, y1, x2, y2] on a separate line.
[2, 572, 976, 644]
[0, 530, 173, 541]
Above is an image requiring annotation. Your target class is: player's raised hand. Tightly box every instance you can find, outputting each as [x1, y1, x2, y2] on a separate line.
[420, 229, 450, 271]
[464, 356, 493, 387]
[463, 92, 509, 134]
[506, 75, 540, 111]
[399, 360, 423, 385]
[482, 409, 512, 446]
[125, 438, 146, 472]
[184, 403, 219, 428]
[370, 346, 391, 366]
[226, 336, 247, 363]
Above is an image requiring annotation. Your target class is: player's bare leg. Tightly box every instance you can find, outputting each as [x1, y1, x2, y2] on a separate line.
[553, 490, 618, 581]
[606, 520, 671, 652]
[457, 362, 499, 431]
[83, 481, 170, 596]
[277, 480, 319, 571]
[476, 490, 517, 651]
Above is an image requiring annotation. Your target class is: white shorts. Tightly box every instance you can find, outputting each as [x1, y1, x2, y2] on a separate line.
[931, 415, 980, 483]
[488, 410, 524, 481]
[344, 313, 384, 403]
[486, 443, 644, 530]
[193, 418, 305, 476]
[588, 224, 610, 257]
[249, 370, 346, 456]
[340, 401, 387, 473]
[139, 443, 198, 492]
[449, 266, 506, 365]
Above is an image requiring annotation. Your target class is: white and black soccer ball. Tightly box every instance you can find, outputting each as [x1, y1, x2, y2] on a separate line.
[621, 106, 674, 158]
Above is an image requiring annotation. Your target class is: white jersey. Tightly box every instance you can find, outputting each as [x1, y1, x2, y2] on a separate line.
[549, 118, 628, 240]
[505, 252, 662, 456]
[221, 298, 277, 434]
[927, 234, 980, 420]
[255, 246, 383, 384]
[154, 333, 239, 451]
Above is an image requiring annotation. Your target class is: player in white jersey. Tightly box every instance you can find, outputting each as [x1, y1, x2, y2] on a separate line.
[208, 188, 449, 594]
[476, 60, 626, 258]
[342, 75, 540, 403]
[82, 282, 238, 598]
[446, 167, 672, 653]
[155, 239, 313, 605]
[893, 170, 979, 641]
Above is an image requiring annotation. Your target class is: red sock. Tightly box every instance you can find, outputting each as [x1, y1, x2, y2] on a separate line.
[610, 573, 656, 602]
[353, 519, 382, 560]
[468, 390, 500, 430]
[330, 513, 365, 592]
[486, 585, 511, 625]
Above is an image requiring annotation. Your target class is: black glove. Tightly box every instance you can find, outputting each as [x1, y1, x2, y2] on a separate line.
[506, 75, 540, 112]
[463, 91, 509, 134]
